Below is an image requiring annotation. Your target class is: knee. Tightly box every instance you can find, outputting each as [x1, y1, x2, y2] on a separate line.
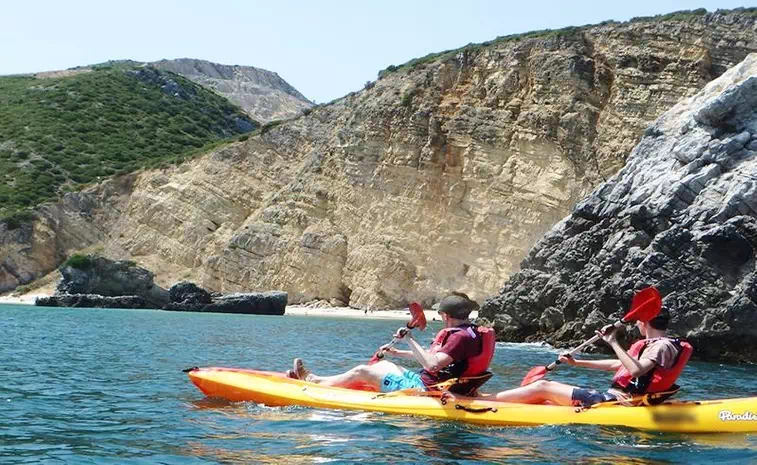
[349, 365, 371, 378]
[529, 380, 553, 392]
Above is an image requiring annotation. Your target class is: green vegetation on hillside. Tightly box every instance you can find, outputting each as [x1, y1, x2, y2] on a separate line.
[0, 66, 257, 220]
[377, 7, 757, 77]
[62, 253, 94, 270]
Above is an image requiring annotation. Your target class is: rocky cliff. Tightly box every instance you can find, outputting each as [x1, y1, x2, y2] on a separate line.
[3, 10, 757, 312]
[151, 58, 313, 123]
[480, 52, 757, 363]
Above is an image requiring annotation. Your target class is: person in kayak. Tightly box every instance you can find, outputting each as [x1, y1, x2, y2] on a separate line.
[288, 293, 496, 393]
[455, 309, 692, 407]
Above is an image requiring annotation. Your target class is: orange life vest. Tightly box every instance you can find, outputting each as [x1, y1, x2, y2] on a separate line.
[429, 325, 496, 377]
[611, 338, 693, 394]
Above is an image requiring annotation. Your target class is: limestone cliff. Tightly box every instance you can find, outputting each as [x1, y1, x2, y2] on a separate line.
[480, 53, 757, 362]
[3, 10, 757, 313]
[151, 58, 313, 123]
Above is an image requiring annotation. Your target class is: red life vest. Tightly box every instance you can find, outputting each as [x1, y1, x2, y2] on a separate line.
[429, 325, 496, 377]
[611, 338, 693, 394]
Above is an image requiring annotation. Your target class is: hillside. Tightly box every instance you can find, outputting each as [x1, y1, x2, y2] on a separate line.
[0, 66, 255, 220]
[3, 9, 757, 314]
[151, 58, 313, 123]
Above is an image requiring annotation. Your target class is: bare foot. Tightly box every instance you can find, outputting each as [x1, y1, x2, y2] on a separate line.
[293, 358, 312, 381]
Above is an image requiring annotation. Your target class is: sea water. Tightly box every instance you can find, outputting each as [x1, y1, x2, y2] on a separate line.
[1, 304, 756, 464]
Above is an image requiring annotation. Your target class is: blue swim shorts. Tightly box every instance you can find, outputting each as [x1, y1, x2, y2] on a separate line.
[571, 388, 617, 407]
[381, 370, 425, 393]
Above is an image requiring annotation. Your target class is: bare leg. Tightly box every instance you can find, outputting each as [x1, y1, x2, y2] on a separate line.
[301, 360, 406, 390]
[491, 380, 576, 405]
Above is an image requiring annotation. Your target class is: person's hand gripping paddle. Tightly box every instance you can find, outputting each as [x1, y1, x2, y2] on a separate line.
[369, 302, 427, 364]
[520, 286, 662, 386]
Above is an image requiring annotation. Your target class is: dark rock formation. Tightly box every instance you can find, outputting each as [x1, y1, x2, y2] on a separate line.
[57, 255, 169, 308]
[37, 257, 287, 315]
[479, 54, 757, 363]
[168, 281, 213, 306]
[163, 285, 287, 315]
[36, 294, 149, 309]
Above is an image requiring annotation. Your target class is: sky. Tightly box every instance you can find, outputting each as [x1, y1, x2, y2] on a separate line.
[2, 1, 753, 103]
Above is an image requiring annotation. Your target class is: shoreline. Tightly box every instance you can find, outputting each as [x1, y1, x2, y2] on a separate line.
[0, 295, 476, 321]
[285, 305, 476, 321]
[0, 293, 47, 306]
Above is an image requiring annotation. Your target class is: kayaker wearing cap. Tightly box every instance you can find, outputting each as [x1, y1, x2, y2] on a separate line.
[289, 293, 496, 393]
[457, 309, 692, 406]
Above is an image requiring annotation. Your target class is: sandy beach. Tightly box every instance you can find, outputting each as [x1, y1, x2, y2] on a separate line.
[0, 294, 476, 321]
[284, 305, 477, 321]
[0, 293, 47, 306]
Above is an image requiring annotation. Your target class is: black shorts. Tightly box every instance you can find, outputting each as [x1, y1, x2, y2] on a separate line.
[571, 388, 617, 407]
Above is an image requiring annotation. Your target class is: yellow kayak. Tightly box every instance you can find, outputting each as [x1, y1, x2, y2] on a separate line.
[186, 367, 757, 433]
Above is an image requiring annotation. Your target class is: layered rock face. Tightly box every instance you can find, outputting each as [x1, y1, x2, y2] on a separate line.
[480, 53, 757, 362]
[151, 58, 313, 123]
[4, 11, 757, 311]
[0, 176, 135, 293]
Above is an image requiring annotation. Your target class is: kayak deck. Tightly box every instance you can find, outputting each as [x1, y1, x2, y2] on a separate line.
[187, 367, 757, 433]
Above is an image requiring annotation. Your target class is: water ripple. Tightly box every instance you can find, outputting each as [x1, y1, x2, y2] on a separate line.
[1, 305, 756, 464]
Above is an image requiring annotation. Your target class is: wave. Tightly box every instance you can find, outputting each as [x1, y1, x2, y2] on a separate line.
[496, 341, 557, 352]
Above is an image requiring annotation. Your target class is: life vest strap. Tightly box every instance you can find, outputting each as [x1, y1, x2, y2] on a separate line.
[578, 385, 683, 411]
[371, 372, 495, 400]
[429, 371, 494, 396]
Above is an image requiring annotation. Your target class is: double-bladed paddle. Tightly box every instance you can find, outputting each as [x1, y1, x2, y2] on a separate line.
[520, 286, 662, 386]
[369, 302, 427, 364]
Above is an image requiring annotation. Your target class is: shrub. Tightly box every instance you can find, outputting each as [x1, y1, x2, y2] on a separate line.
[2, 210, 35, 230]
[400, 89, 417, 107]
[14, 285, 31, 295]
[260, 120, 284, 134]
[63, 253, 94, 270]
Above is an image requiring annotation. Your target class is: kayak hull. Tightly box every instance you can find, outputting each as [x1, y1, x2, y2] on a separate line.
[187, 367, 757, 433]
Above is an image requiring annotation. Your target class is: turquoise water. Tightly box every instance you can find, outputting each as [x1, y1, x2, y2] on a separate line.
[2, 304, 756, 464]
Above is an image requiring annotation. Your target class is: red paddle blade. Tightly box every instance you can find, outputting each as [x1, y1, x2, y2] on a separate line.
[623, 287, 662, 322]
[368, 352, 381, 365]
[408, 302, 427, 330]
[521, 366, 548, 386]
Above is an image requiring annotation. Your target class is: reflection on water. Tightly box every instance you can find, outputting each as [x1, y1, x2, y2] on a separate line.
[391, 427, 551, 463]
[186, 441, 341, 465]
[185, 398, 757, 465]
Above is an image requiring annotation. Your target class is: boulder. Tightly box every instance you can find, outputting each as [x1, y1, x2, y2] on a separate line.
[168, 281, 213, 306]
[36, 294, 149, 309]
[57, 255, 169, 308]
[163, 290, 287, 315]
[37, 257, 287, 316]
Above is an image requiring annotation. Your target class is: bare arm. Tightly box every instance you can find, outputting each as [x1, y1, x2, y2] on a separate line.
[404, 334, 453, 372]
[595, 325, 656, 378]
[606, 340, 656, 377]
[565, 357, 623, 371]
[380, 347, 415, 359]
